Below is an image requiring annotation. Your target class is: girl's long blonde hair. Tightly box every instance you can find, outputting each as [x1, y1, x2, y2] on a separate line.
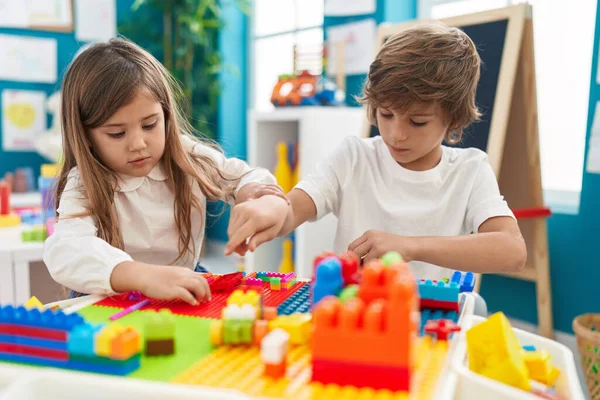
[57, 37, 239, 262]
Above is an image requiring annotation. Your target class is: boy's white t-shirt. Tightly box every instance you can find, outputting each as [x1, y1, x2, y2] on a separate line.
[295, 136, 514, 280]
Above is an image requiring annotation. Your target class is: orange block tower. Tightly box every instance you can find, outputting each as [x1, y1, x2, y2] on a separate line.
[311, 260, 418, 391]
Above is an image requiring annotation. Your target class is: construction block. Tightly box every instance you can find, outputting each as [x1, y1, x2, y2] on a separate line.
[67, 323, 103, 357]
[420, 298, 460, 312]
[223, 319, 253, 344]
[256, 272, 271, 282]
[261, 328, 289, 378]
[23, 296, 44, 310]
[244, 277, 264, 290]
[0, 214, 20, 228]
[339, 284, 359, 304]
[424, 319, 461, 341]
[312, 251, 337, 277]
[466, 312, 530, 391]
[227, 290, 260, 308]
[110, 326, 141, 360]
[277, 283, 310, 316]
[418, 279, 460, 302]
[312, 257, 343, 306]
[21, 226, 47, 242]
[9, 335, 67, 351]
[339, 251, 360, 285]
[95, 324, 123, 357]
[521, 348, 560, 385]
[145, 339, 175, 356]
[0, 342, 68, 361]
[312, 358, 410, 391]
[269, 313, 312, 345]
[143, 309, 175, 341]
[421, 309, 458, 336]
[358, 260, 412, 303]
[270, 277, 281, 291]
[0, 305, 84, 336]
[450, 271, 475, 292]
[380, 251, 403, 266]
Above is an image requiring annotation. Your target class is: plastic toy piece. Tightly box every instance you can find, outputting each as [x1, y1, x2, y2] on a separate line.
[312, 257, 343, 306]
[227, 290, 260, 308]
[420, 298, 460, 312]
[339, 251, 359, 285]
[127, 291, 142, 301]
[244, 277, 264, 289]
[270, 277, 282, 291]
[278, 238, 294, 273]
[260, 328, 289, 378]
[380, 251, 403, 266]
[143, 309, 175, 356]
[209, 272, 244, 292]
[68, 323, 103, 357]
[418, 279, 460, 302]
[109, 299, 150, 321]
[339, 284, 359, 304]
[21, 226, 47, 242]
[274, 141, 293, 193]
[450, 271, 475, 293]
[424, 319, 460, 341]
[421, 308, 459, 336]
[24, 296, 44, 310]
[277, 283, 310, 316]
[269, 313, 312, 345]
[262, 307, 278, 321]
[281, 272, 297, 290]
[521, 348, 560, 385]
[466, 312, 530, 391]
[312, 260, 417, 391]
[523, 345, 537, 351]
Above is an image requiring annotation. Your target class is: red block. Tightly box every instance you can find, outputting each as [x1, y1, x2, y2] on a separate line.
[0, 342, 69, 361]
[339, 251, 359, 285]
[0, 323, 67, 341]
[312, 358, 410, 391]
[0, 182, 9, 215]
[420, 299, 459, 312]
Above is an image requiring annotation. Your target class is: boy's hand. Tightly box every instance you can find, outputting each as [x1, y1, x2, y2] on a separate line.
[140, 265, 211, 305]
[348, 230, 418, 263]
[225, 195, 289, 256]
[236, 183, 290, 204]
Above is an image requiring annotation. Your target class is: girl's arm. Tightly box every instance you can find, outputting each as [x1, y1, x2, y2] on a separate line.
[349, 216, 527, 273]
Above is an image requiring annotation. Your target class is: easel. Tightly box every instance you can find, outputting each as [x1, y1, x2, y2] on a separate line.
[370, 5, 554, 338]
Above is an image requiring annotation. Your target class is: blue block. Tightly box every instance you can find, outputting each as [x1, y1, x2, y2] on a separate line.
[0, 306, 84, 331]
[14, 336, 67, 350]
[278, 284, 310, 315]
[522, 345, 537, 351]
[0, 334, 15, 343]
[450, 271, 475, 293]
[418, 280, 459, 302]
[68, 323, 104, 357]
[312, 258, 343, 307]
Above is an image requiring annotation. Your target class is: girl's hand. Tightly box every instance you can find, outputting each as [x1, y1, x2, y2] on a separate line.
[140, 264, 211, 305]
[236, 183, 290, 205]
[225, 195, 289, 256]
[348, 230, 418, 264]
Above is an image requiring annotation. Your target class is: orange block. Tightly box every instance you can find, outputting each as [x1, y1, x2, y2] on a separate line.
[312, 263, 417, 367]
[110, 327, 141, 360]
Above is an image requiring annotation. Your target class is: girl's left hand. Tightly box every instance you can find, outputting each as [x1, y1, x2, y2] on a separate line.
[236, 183, 290, 204]
[347, 230, 418, 264]
[225, 195, 289, 256]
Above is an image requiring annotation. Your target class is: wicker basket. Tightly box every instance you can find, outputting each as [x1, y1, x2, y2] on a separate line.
[573, 313, 600, 399]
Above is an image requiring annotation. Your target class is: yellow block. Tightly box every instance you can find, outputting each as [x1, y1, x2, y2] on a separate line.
[41, 164, 59, 178]
[227, 289, 260, 307]
[466, 312, 530, 391]
[0, 214, 20, 228]
[24, 296, 44, 310]
[269, 313, 312, 345]
[522, 349, 560, 385]
[95, 324, 124, 357]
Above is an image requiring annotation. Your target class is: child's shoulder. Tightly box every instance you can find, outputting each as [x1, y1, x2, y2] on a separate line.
[443, 145, 489, 167]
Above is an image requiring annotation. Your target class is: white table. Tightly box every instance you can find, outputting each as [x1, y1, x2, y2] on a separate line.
[0, 240, 44, 305]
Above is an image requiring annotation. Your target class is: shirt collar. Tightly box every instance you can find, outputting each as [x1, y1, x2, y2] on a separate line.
[117, 162, 167, 192]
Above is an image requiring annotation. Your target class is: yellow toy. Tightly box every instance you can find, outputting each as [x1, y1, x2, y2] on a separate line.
[269, 313, 312, 345]
[273, 142, 292, 193]
[466, 312, 530, 391]
[24, 296, 44, 310]
[521, 348, 560, 386]
[278, 238, 294, 273]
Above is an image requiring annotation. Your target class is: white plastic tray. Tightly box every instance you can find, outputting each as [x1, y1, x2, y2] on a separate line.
[449, 314, 587, 400]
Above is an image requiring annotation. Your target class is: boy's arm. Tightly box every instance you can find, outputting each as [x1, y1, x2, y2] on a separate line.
[349, 216, 526, 273]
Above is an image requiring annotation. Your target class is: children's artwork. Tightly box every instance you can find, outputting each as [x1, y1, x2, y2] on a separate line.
[2, 90, 47, 152]
[75, 0, 116, 42]
[0, 34, 57, 83]
[586, 102, 600, 174]
[325, 19, 376, 75]
[324, 0, 376, 16]
[0, 0, 72, 31]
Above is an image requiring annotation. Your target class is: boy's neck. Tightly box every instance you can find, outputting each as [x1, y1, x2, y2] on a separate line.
[398, 146, 443, 172]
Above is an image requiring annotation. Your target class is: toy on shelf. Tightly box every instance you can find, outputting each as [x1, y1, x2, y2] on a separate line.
[21, 225, 47, 242]
[143, 309, 175, 356]
[274, 141, 293, 193]
[0, 181, 21, 228]
[311, 254, 418, 391]
[0, 303, 141, 375]
[278, 238, 294, 274]
[260, 328, 289, 378]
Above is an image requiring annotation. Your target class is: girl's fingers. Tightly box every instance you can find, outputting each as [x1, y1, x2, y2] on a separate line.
[175, 287, 198, 306]
[225, 219, 255, 255]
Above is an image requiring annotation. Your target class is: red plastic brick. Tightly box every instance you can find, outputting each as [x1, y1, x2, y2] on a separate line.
[0, 342, 69, 361]
[420, 299, 459, 312]
[95, 280, 307, 319]
[312, 358, 410, 391]
[0, 323, 67, 341]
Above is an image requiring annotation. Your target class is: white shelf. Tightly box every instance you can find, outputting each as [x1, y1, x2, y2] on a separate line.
[10, 192, 42, 209]
[246, 107, 365, 278]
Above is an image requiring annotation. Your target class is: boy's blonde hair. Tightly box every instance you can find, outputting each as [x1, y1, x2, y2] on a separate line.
[57, 38, 239, 263]
[358, 23, 481, 143]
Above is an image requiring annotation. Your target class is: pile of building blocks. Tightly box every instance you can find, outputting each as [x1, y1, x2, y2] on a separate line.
[254, 272, 297, 290]
[466, 312, 561, 394]
[311, 253, 418, 391]
[450, 270, 476, 293]
[418, 278, 460, 312]
[0, 301, 142, 375]
[143, 309, 175, 356]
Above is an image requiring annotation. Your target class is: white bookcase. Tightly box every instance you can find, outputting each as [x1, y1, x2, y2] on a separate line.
[245, 107, 365, 278]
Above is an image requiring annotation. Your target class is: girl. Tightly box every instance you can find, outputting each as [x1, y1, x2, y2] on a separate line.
[43, 38, 289, 305]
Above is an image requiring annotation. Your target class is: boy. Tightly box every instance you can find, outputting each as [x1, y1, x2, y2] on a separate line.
[226, 23, 526, 280]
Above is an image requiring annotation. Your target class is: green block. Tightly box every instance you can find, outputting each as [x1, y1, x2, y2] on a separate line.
[339, 284, 359, 303]
[441, 277, 450, 284]
[270, 277, 281, 287]
[78, 306, 213, 381]
[223, 320, 253, 344]
[381, 251, 403, 266]
[143, 309, 175, 340]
